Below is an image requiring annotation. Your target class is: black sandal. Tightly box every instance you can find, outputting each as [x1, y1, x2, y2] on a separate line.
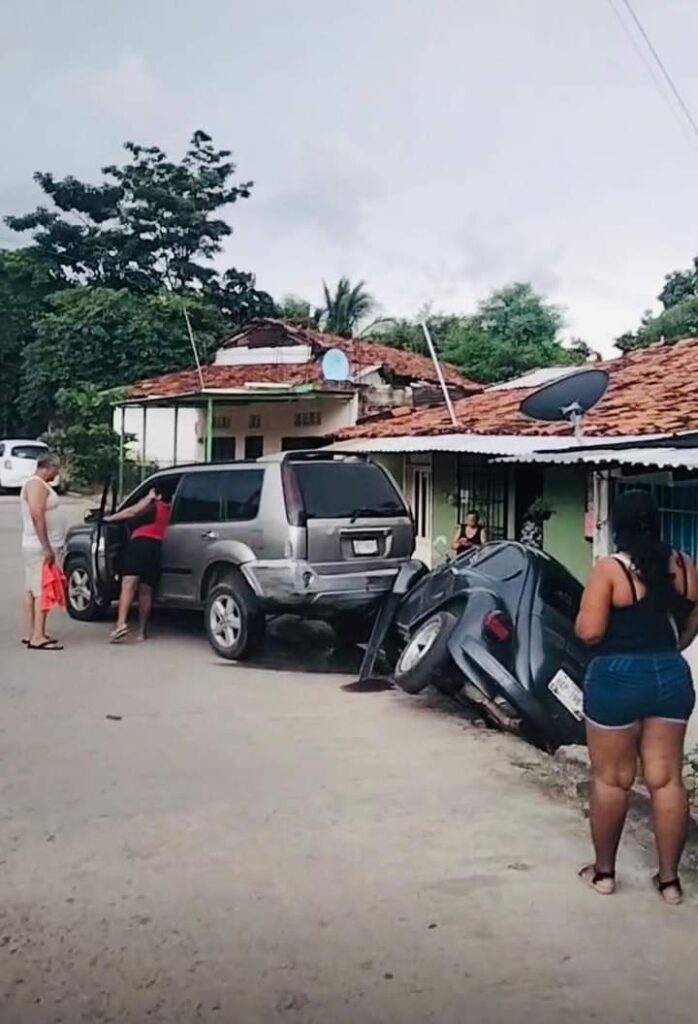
[653, 873, 683, 905]
[579, 864, 616, 894]
[26, 639, 64, 651]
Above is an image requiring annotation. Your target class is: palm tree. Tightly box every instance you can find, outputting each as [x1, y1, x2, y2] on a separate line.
[320, 277, 374, 338]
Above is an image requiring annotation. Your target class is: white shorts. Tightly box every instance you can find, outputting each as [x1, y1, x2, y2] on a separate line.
[23, 549, 63, 597]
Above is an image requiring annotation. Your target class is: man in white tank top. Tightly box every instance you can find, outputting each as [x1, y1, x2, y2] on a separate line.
[20, 451, 67, 650]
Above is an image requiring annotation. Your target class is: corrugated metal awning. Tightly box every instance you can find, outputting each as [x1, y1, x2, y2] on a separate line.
[495, 446, 698, 470]
[328, 432, 669, 457]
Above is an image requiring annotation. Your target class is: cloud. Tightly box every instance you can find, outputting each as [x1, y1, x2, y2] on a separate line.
[260, 143, 384, 248]
[93, 53, 163, 125]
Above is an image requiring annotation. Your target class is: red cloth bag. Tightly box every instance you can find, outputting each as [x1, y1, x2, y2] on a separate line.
[41, 563, 67, 614]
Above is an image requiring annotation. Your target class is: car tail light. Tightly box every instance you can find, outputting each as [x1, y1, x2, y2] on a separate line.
[3, 459, 11, 470]
[281, 462, 306, 527]
[483, 610, 512, 643]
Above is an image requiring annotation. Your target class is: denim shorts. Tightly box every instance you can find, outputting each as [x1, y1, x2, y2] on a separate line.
[584, 651, 695, 729]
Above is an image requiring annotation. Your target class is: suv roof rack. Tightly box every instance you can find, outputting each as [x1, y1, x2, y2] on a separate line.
[258, 449, 367, 465]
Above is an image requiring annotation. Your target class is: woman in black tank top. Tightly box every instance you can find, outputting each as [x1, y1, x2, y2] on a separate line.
[574, 490, 698, 905]
[452, 510, 487, 556]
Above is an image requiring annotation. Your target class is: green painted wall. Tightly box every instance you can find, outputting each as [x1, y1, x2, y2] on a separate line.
[371, 453, 404, 490]
[543, 468, 592, 582]
[432, 453, 458, 563]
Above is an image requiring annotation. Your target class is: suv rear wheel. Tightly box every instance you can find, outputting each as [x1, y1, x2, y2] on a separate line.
[205, 572, 265, 661]
[65, 558, 108, 621]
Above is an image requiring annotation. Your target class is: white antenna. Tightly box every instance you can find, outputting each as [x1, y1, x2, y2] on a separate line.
[420, 321, 459, 428]
[183, 307, 206, 392]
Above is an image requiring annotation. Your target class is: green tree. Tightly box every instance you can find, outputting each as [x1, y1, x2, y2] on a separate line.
[42, 384, 128, 487]
[440, 283, 582, 383]
[320, 277, 374, 337]
[617, 254, 698, 349]
[621, 295, 698, 350]
[658, 259, 698, 310]
[0, 248, 61, 434]
[5, 131, 273, 322]
[276, 294, 321, 328]
[21, 288, 224, 431]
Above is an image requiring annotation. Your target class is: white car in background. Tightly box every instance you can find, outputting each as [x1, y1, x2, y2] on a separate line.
[0, 439, 58, 493]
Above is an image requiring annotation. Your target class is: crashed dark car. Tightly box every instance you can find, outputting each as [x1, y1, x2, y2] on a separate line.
[363, 542, 590, 748]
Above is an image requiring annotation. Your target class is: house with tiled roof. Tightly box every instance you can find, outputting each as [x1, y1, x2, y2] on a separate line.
[331, 338, 698, 579]
[114, 318, 479, 481]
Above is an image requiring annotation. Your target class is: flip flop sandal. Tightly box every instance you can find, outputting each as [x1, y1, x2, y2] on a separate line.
[578, 865, 616, 895]
[109, 626, 131, 644]
[652, 874, 683, 905]
[22, 637, 57, 646]
[26, 640, 64, 651]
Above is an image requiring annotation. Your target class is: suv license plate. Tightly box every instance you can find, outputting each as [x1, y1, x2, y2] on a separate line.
[353, 538, 379, 556]
[548, 670, 584, 721]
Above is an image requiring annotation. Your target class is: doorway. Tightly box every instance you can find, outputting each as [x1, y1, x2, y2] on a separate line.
[514, 467, 544, 540]
[405, 463, 433, 566]
[211, 437, 236, 462]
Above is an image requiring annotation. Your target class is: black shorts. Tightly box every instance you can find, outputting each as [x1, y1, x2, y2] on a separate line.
[123, 537, 163, 588]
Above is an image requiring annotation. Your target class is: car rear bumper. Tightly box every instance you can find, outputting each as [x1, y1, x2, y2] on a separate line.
[450, 635, 585, 745]
[242, 559, 402, 610]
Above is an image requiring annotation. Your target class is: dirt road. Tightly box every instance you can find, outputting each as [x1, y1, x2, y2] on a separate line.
[1, 495, 697, 1023]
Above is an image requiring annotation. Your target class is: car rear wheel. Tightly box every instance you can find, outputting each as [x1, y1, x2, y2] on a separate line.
[393, 610, 458, 694]
[205, 573, 265, 661]
[65, 559, 108, 621]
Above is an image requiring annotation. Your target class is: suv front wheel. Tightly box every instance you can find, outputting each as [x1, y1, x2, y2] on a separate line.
[64, 558, 108, 621]
[205, 572, 265, 661]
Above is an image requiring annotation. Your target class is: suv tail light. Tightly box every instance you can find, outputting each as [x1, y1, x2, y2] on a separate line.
[483, 610, 512, 643]
[281, 462, 306, 527]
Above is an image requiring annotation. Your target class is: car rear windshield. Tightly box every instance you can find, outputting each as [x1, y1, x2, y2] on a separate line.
[291, 461, 406, 520]
[11, 444, 47, 460]
[538, 559, 583, 620]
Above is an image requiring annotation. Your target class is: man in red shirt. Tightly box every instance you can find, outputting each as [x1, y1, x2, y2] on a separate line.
[105, 485, 173, 643]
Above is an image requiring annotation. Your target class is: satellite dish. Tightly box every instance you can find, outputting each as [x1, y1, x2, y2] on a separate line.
[321, 348, 350, 382]
[520, 368, 609, 437]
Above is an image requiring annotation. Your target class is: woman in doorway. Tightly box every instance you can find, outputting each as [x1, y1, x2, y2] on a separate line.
[105, 483, 174, 643]
[20, 451, 67, 650]
[576, 489, 698, 905]
[452, 510, 487, 556]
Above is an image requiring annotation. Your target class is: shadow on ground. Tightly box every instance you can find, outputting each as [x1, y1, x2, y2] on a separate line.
[154, 609, 366, 676]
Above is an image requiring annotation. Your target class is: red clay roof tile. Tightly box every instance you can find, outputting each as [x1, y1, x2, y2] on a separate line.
[335, 337, 698, 440]
[125, 319, 480, 399]
[219, 319, 480, 389]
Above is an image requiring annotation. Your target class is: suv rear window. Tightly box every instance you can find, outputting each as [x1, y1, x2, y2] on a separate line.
[173, 469, 264, 524]
[538, 559, 583, 620]
[291, 461, 406, 520]
[11, 444, 47, 460]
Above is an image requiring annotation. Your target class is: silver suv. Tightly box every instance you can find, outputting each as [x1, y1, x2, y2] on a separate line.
[63, 451, 414, 659]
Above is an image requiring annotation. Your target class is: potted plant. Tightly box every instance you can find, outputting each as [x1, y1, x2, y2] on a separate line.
[520, 498, 555, 549]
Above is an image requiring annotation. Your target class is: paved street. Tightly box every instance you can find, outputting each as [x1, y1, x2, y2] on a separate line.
[2, 495, 698, 1023]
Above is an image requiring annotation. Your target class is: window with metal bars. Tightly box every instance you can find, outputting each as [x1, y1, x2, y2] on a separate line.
[456, 461, 509, 540]
[615, 478, 698, 561]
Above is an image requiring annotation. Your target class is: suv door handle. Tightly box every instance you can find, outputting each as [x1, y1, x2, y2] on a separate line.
[201, 530, 219, 540]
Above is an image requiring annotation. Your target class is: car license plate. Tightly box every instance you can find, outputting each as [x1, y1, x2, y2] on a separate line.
[548, 669, 584, 721]
[353, 538, 379, 556]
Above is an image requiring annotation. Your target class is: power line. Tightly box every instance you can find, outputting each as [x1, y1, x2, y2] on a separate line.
[604, 0, 689, 139]
[618, 0, 698, 139]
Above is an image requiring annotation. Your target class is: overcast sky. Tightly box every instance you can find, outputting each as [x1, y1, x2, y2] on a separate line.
[2, 0, 698, 351]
